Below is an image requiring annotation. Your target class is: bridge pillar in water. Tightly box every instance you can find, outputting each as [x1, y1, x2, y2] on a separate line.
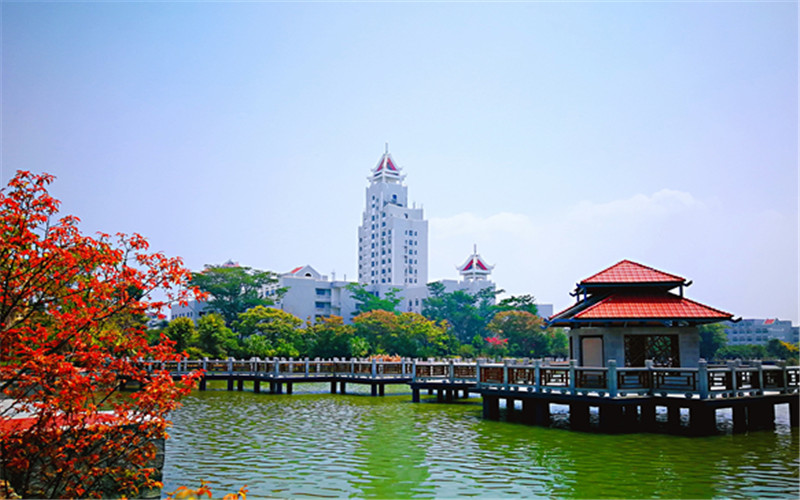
[640, 402, 657, 432]
[789, 398, 799, 427]
[599, 404, 624, 433]
[521, 399, 549, 426]
[428, 388, 434, 395]
[379, 384, 385, 396]
[621, 404, 639, 429]
[330, 381, 337, 394]
[747, 402, 775, 431]
[689, 405, 716, 436]
[286, 383, 293, 395]
[483, 395, 500, 420]
[237, 379, 244, 392]
[505, 398, 516, 421]
[199, 378, 207, 391]
[371, 384, 378, 397]
[570, 402, 590, 431]
[666, 405, 681, 433]
[253, 380, 260, 394]
[412, 388, 420, 403]
[340, 381, 346, 394]
[227, 379, 234, 392]
[732, 405, 747, 433]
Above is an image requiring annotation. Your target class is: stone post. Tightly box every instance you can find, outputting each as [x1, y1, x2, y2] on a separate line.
[371, 358, 377, 378]
[534, 359, 541, 393]
[449, 359, 455, 383]
[476, 359, 482, 389]
[503, 359, 510, 390]
[305, 357, 310, 377]
[727, 360, 738, 397]
[569, 359, 577, 395]
[645, 360, 654, 395]
[698, 359, 709, 399]
[755, 360, 764, 395]
[607, 359, 617, 398]
[412, 359, 417, 383]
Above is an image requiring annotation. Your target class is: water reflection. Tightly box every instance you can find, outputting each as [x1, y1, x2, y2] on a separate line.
[163, 385, 799, 499]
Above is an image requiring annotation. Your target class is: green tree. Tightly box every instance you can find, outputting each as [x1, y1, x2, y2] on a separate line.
[422, 282, 489, 344]
[716, 344, 767, 360]
[486, 310, 551, 358]
[549, 329, 570, 358]
[308, 316, 357, 358]
[765, 338, 799, 364]
[698, 323, 728, 361]
[235, 306, 304, 357]
[190, 264, 284, 327]
[496, 294, 539, 316]
[346, 283, 402, 314]
[164, 317, 197, 353]
[196, 313, 237, 358]
[353, 310, 455, 358]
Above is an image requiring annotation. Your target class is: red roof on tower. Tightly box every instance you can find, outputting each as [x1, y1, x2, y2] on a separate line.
[581, 260, 685, 285]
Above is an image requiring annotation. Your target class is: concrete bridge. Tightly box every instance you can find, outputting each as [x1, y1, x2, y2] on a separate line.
[151, 357, 799, 436]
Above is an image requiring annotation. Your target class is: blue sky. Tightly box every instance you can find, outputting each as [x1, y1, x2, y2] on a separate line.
[2, 1, 797, 323]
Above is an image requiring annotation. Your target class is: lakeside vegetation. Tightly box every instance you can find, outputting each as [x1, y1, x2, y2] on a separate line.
[154, 273, 570, 361]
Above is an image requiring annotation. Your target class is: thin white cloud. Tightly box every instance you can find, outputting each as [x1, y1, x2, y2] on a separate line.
[429, 190, 798, 324]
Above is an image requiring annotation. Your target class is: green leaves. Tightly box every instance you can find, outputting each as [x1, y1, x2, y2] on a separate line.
[190, 266, 284, 326]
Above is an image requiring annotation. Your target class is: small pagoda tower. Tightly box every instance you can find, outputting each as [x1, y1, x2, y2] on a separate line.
[547, 260, 733, 368]
[457, 244, 494, 282]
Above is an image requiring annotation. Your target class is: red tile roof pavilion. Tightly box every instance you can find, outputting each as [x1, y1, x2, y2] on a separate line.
[548, 260, 733, 327]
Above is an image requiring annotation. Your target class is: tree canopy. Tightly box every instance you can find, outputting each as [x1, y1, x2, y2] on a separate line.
[1, 171, 199, 498]
[190, 264, 283, 326]
[346, 283, 402, 315]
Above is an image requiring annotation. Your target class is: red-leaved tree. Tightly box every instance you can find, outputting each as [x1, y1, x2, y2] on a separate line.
[0, 171, 201, 498]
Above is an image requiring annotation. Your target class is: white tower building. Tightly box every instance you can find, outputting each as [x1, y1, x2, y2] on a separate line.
[357, 147, 428, 287]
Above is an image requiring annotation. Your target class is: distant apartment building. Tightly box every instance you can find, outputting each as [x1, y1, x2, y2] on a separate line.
[723, 318, 799, 346]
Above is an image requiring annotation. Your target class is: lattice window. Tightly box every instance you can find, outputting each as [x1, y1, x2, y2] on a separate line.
[624, 335, 680, 367]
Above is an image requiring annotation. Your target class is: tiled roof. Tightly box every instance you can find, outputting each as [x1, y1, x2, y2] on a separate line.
[573, 294, 732, 320]
[581, 260, 685, 285]
[764, 318, 776, 325]
[289, 266, 304, 274]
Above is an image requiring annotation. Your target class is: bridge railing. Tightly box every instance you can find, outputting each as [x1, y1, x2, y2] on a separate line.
[148, 357, 798, 399]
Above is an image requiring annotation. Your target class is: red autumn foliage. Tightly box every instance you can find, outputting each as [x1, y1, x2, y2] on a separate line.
[0, 171, 202, 498]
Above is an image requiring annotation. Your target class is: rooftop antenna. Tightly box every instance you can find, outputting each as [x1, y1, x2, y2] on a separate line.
[385, 142, 389, 154]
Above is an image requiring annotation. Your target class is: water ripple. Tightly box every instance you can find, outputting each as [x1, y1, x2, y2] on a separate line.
[163, 385, 800, 498]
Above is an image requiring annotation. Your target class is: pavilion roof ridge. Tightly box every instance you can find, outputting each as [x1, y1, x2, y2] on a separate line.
[579, 259, 686, 286]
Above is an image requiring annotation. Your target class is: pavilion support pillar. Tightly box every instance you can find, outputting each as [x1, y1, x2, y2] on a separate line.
[570, 402, 591, 431]
[732, 405, 747, 433]
[446, 390, 454, 403]
[483, 395, 500, 420]
[599, 404, 623, 433]
[412, 388, 420, 403]
[339, 381, 347, 394]
[237, 379, 244, 392]
[253, 380, 260, 394]
[199, 378, 207, 391]
[371, 384, 378, 397]
[437, 390, 444, 403]
[286, 382, 293, 395]
[275, 383, 283, 395]
[379, 384, 385, 396]
[525, 399, 549, 426]
[330, 381, 337, 394]
[227, 379, 234, 392]
[428, 388, 434, 395]
[689, 405, 716, 436]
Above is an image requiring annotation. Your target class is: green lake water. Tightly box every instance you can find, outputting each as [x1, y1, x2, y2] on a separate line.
[162, 383, 799, 498]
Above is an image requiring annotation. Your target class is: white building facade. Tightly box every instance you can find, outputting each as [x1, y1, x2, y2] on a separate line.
[357, 148, 428, 287]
